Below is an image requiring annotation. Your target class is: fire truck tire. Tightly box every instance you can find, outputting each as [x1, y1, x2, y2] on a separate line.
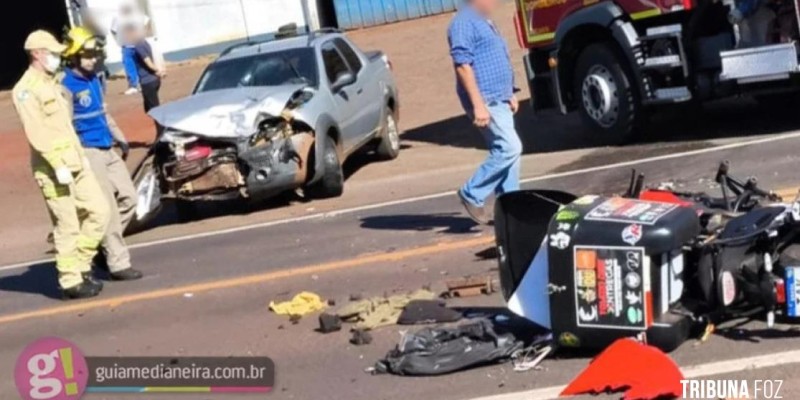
[574, 42, 639, 144]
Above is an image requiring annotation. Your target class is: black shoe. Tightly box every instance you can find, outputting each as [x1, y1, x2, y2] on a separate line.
[82, 272, 101, 285]
[110, 268, 143, 281]
[62, 281, 102, 300]
[85, 277, 104, 292]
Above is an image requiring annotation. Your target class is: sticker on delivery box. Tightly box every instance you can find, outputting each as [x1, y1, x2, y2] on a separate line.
[787, 267, 800, 317]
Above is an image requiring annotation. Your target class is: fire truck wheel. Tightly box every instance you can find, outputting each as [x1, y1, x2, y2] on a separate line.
[574, 42, 639, 144]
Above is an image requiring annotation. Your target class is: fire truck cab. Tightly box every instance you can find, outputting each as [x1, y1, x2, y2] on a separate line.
[516, 0, 800, 141]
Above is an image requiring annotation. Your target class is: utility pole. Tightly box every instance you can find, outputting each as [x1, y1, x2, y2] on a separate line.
[301, 0, 321, 32]
[238, 0, 251, 41]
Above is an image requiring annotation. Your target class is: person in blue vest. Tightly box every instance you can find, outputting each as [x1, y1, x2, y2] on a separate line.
[62, 27, 143, 282]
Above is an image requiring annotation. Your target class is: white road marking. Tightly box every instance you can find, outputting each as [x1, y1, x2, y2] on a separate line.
[469, 349, 800, 400]
[3, 131, 800, 273]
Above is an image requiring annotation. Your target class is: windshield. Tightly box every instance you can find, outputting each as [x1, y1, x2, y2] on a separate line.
[195, 48, 318, 93]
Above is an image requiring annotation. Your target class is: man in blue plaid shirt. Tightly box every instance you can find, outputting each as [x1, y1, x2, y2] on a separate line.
[448, 0, 521, 224]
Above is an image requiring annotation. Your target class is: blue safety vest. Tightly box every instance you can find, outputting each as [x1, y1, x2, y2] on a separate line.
[62, 68, 114, 149]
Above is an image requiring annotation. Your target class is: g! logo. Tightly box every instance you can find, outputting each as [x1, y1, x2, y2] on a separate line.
[15, 337, 88, 400]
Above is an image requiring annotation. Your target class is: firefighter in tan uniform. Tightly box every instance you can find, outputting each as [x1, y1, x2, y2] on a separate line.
[12, 30, 110, 299]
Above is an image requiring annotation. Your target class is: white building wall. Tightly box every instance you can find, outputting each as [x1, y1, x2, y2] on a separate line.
[83, 0, 307, 64]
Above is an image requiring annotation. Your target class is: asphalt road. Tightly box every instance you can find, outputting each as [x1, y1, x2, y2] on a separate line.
[3, 132, 800, 399]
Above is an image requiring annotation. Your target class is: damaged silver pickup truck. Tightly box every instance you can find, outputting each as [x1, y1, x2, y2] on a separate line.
[129, 28, 400, 231]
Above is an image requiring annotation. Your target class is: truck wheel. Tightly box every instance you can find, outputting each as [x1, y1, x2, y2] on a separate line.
[574, 43, 639, 144]
[306, 137, 344, 198]
[375, 107, 400, 160]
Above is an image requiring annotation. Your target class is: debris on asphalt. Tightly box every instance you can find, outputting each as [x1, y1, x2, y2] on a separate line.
[511, 345, 552, 372]
[444, 276, 493, 298]
[350, 329, 373, 346]
[560, 339, 684, 400]
[699, 323, 715, 343]
[397, 300, 462, 325]
[336, 289, 435, 330]
[349, 293, 363, 301]
[318, 313, 342, 333]
[269, 291, 327, 317]
[373, 318, 523, 376]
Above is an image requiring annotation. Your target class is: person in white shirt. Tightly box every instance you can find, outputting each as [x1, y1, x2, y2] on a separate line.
[110, 0, 150, 95]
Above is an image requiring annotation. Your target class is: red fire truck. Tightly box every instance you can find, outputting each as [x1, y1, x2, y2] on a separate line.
[515, 0, 800, 142]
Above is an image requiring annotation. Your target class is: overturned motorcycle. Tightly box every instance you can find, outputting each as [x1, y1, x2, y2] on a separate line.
[495, 162, 800, 352]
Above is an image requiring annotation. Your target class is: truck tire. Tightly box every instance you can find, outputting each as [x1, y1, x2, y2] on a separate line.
[574, 42, 639, 144]
[306, 137, 344, 198]
[375, 106, 401, 160]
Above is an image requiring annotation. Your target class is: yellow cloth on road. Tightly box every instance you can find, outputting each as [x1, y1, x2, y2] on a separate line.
[336, 289, 436, 330]
[269, 292, 327, 316]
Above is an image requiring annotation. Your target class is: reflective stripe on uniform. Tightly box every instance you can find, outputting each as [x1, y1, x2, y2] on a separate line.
[41, 138, 77, 168]
[76, 234, 102, 250]
[55, 255, 80, 268]
[41, 182, 70, 199]
[73, 109, 106, 121]
[32, 169, 70, 199]
[52, 138, 72, 151]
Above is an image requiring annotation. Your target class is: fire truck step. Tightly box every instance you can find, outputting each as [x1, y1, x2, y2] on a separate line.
[720, 43, 799, 82]
[646, 87, 692, 104]
[642, 55, 683, 70]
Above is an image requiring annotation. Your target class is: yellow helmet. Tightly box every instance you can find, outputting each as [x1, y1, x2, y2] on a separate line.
[64, 26, 99, 57]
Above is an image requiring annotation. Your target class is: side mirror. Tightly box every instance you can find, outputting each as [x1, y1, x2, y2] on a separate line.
[331, 71, 355, 92]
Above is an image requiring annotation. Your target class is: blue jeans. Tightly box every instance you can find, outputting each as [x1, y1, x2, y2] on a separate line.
[461, 102, 522, 207]
[122, 46, 139, 89]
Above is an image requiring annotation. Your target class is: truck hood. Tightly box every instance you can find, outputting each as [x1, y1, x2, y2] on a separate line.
[148, 84, 306, 138]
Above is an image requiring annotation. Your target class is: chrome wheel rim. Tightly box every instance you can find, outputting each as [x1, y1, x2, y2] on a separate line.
[581, 65, 619, 128]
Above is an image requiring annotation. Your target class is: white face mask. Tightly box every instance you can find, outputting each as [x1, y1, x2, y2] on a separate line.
[43, 53, 61, 73]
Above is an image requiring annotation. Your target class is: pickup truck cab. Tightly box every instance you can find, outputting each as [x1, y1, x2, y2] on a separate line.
[129, 27, 400, 231]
